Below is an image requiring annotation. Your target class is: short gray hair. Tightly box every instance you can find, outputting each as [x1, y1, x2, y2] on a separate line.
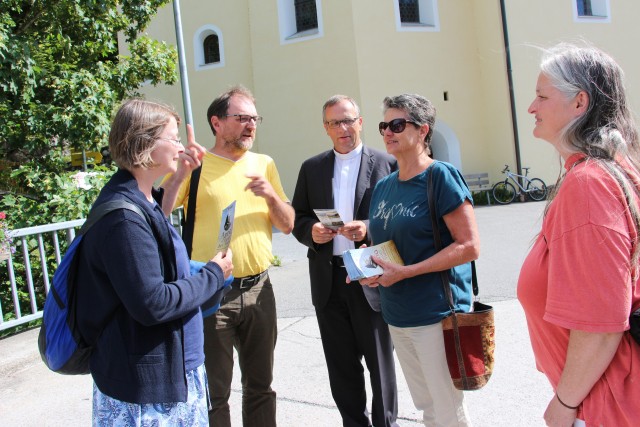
[322, 95, 360, 122]
[382, 94, 436, 145]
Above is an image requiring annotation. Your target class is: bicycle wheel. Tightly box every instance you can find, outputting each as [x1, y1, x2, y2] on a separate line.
[492, 181, 516, 204]
[527, 178, 547, 201]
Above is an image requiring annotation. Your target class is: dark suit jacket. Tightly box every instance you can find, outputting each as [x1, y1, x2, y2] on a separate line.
[292, 145, 397, 309]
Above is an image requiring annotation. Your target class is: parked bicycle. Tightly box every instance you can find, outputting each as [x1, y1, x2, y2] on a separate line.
[492, 165, 547, 204]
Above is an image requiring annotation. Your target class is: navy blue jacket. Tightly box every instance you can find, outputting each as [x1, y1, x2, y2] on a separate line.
[76, 169, 225, 404]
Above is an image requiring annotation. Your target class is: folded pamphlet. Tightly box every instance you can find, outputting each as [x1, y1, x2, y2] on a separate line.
[342, 240, 404, 280]
[313, 209, 345, 230]
[215, 201, 236, 253]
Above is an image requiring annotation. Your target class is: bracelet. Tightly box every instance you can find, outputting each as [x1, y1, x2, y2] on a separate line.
[556, 393, 579, 410]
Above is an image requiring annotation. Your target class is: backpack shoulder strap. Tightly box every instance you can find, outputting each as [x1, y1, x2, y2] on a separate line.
[182, 166, 202, 258]
[80, 200, 147, 235]
[79, 200, 160, 275]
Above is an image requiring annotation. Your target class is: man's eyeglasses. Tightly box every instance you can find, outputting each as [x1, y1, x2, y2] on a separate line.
[325, 117, 359, 129]
[224, 114, 263, 125]
[378, 118, 419, 135]
[158, 137, 183, 146]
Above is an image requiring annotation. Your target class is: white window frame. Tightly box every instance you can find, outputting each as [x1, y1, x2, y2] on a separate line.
[395, 0, 440, 32]
[277, 0, 324, 45]
[573, 0, 610, 24]
[194, 25, 225, 70]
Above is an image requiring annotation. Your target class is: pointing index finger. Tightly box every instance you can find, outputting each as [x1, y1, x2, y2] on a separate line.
[186, 124, 206, 159]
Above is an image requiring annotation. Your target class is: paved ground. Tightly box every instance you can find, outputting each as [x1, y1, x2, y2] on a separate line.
[0, 201, 553, 426]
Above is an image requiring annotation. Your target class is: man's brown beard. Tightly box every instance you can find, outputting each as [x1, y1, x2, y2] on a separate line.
[226, 136, 253, 152]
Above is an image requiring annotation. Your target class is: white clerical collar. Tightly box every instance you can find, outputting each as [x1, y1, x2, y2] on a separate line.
[333, 143, 363, 160]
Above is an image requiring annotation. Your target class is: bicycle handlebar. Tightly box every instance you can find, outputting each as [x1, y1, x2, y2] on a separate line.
[501, 165, 509, 173]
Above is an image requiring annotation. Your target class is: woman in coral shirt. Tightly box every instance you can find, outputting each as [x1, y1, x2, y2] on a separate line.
[518, 43, 640, 427]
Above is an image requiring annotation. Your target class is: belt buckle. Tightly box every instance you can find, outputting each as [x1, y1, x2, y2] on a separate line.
[238, 276, 256, 289]
[238, 272, 264, 289]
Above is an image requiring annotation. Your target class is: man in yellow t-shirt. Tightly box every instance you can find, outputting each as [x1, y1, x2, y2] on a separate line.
[161, 86, 294, 427]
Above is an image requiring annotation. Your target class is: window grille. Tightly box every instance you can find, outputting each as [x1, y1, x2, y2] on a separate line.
[399, 0, 420, 23]
[204, 34, 220, 64]
[294, 0, 318, 32]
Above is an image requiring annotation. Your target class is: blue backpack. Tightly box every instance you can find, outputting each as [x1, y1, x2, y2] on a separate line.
[38, 200, 146, 375]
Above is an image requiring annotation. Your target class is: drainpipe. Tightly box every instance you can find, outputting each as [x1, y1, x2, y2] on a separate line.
[172, 0, 195, 132]
[499, 0, 523, 180]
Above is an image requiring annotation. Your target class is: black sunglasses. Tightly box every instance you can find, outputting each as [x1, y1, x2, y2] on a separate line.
[378, 118, 419, 135]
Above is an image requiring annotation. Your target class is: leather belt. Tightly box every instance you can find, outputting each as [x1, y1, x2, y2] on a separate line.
[332, 256, 345, 268]
[232, 270, 268, 290]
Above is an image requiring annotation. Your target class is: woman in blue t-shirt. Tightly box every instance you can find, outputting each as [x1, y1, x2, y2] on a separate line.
[359, 94, 480, 426]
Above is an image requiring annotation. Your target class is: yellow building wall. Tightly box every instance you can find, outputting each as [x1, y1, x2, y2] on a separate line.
[139, 1, 256, 148]
[504, 0, 640, 184]
[248, 0, 362, 185]
[132, 0, 640, 197]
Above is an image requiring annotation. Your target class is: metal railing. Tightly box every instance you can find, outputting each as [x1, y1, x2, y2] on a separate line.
[0, 208, 184, 332]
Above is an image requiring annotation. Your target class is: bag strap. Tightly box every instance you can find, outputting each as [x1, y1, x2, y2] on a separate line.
[428, 169, 472, 387]
[79, 199, 162, 276]
[427, 169, 478, 313]
[80, 200, 147, 235]
[182, 166, 202, 258]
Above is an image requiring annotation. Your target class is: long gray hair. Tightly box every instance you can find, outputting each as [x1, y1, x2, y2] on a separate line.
[541, 43, 640, 266]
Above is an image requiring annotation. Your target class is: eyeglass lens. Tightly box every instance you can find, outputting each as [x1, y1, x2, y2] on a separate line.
[227, 114, 263, 124]
[326, 118, 358, 129]
[160, 138, 182, 146]
[379, 118, 411, 135]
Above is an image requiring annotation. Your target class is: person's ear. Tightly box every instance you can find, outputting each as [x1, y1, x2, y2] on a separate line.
[575, 91, 589, 115]
[211, 116, 222, 133]
[420, 124, 430, 141]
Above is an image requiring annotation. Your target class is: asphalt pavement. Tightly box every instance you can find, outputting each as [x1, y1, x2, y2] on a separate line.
[0, 200, 553, 427]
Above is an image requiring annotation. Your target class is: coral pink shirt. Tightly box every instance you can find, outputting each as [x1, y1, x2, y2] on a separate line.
[518, 154, 640, 427]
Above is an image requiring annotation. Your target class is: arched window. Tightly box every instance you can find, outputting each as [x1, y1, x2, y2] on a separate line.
[194, 25, 225, 70]
[203, 34, 220, 64]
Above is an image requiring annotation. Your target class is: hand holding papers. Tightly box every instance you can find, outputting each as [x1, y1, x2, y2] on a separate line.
[190, 259, 233, 318]
[313, 209, 345, 230]
[343, 241, 404, 280]
[190, 200, 236, 319]
[215, 201, 236, 253]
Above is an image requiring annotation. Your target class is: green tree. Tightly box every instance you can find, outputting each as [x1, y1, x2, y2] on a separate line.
[0, 0, 177, 169]
[0, 2, 180, 327]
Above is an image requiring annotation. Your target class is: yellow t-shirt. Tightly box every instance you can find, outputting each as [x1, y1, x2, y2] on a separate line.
[172, 151, 289, 277]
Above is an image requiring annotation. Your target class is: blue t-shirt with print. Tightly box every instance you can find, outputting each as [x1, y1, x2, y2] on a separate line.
[368, 161, 473, 327]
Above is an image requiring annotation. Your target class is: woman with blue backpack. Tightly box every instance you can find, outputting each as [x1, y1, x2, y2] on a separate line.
[75, 99, 233, 426]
